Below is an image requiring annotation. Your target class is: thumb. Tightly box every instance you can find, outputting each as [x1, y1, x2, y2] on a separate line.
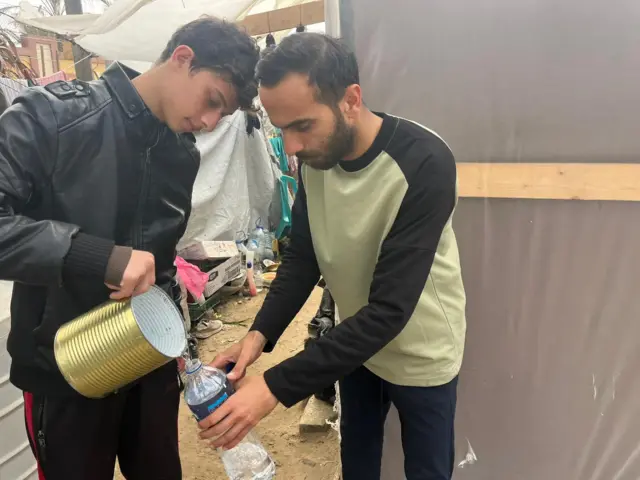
[227, 348, 252, 381]
[211, 353, 233, 370]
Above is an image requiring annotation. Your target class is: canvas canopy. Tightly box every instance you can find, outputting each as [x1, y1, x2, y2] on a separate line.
[16, 0, 316, 62]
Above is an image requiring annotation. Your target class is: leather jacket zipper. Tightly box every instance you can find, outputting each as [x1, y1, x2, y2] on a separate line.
[132, 148, 151, 249]
[37, 397, 47, 463]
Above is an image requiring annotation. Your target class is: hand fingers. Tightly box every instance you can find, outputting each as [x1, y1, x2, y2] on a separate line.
[198, 400, 232, 430]
[213, 423, 252, 451]
[133, 270, 156, 296]
[199, 413, 235, 440]
[132, 280, 152, 297]
[211, 350, 237, 370]
[235, 376, 250, 389]
[227, 348, 253, 381]
[110, 285, 133, 300]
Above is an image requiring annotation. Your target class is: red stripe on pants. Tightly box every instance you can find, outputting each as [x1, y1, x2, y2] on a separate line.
[23, 392, 46, 480]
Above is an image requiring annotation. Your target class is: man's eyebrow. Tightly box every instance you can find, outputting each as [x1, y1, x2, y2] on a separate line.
[272, 118, 314, 130]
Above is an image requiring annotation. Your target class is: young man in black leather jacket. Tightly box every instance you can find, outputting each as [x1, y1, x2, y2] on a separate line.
[0, 17, 259, 480]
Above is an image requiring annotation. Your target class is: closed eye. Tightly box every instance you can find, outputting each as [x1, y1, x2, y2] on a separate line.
[292, 121, 312, 133]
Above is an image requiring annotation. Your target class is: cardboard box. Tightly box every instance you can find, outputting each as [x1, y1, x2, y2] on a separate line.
[202, 255, 243, 297]
[178, 241, 243, 298]
[178, 240, 238, 261]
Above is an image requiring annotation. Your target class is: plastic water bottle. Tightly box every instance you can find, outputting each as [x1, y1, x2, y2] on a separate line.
[248, 226, 274, 262]
[183, 359, 276, 480]
[261, 231, 276, 262]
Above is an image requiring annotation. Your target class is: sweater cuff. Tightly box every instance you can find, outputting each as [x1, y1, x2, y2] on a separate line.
[105, 246, 132, 286]
[249, 320, 277, 353]
[63, 232, 115, 281]
[263, 365, 303, 408]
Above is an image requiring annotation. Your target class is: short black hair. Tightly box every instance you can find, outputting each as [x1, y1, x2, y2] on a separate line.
[159, 16, 260, 110]
[257, 33, 359, 105]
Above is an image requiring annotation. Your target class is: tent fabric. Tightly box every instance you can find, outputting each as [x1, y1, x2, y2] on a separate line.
[178, 109, 282, 248]
[0, 78, 28, 105]
[338, 0, 640, 479]
[17, 0, 317, 63]
[77, 0, 256, 62]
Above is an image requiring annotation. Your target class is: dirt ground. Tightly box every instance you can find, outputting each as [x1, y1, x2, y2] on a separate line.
[118, 287, 339, 480]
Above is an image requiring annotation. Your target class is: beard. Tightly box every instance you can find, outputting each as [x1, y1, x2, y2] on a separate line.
[296, 110, 356, 171]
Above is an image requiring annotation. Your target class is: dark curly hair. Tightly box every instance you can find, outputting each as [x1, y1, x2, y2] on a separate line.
[257, 33, 359, 106]
[159, 16, 260, 110]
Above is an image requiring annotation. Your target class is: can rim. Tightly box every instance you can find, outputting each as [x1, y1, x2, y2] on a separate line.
[131, 285, 188, 358]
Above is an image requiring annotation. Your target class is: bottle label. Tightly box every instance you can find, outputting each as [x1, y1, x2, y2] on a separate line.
[189, 382, 235, 422]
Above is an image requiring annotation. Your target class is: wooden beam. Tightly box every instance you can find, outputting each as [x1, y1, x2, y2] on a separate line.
[457, 163, 640, 202]
[238, 1, 325, 36]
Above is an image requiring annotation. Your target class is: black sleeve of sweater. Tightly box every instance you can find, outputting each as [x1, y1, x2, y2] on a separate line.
[263, 148, 457, 407]
[250, 174, 321, 351]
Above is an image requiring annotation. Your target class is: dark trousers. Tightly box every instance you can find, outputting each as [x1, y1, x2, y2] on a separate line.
[339, 366, 458, 480]
[23, 362, 181, 480]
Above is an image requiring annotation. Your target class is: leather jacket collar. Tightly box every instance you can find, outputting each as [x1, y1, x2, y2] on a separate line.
[103, 62, 162, 147]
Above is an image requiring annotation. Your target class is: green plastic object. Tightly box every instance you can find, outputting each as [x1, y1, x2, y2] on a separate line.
[269, 136, 289, 172]
[275, 175, 298, 239]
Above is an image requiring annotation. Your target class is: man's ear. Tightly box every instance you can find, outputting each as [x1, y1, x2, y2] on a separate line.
[171, 45, 196, 70]
[343, 84, 362, 116]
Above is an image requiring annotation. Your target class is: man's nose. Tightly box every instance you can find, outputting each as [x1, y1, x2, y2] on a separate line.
[282, 131, 303, 156]
[201, 110, 222, 132]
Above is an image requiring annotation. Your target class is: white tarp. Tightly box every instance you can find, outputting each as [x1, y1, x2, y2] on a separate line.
[77, 0, 256, 62]
[15, 1, 100, 36]
[179, 109, 282, 247]
[0, 78, 28, 105]
[16, 0, 316, 63]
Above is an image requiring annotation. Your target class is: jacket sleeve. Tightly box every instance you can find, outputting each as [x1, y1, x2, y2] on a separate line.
[263, 149, 458, 407]
[250, 172, 321, 350]
[0, 90, 115, 286]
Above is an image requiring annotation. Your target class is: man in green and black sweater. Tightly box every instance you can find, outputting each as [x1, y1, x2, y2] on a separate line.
[202, 33, 467, 480]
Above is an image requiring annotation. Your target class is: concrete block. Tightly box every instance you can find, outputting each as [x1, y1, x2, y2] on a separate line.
[299, 395, 337, 433]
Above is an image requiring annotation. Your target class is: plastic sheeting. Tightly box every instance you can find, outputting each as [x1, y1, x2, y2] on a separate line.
[178, 110, 282, 248]
[16, 0, 317, 63]
[337, 0, 640, 478]
[0, 78, 27, 105]
[76, 0, 254, 62]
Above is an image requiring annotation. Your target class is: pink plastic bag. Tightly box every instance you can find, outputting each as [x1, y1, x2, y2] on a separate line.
[175, 256, 209, 300]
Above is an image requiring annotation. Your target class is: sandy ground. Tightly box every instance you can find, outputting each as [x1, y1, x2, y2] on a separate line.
[118, 287, 339, 479]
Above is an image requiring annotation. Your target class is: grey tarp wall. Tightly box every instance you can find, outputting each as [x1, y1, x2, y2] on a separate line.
[336, 0, 640, 478]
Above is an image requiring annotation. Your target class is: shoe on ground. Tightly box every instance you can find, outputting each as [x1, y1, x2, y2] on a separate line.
[193, 319, 224, 339]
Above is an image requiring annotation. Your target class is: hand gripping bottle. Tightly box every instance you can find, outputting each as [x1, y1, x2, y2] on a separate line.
[184, 359, 276, 480]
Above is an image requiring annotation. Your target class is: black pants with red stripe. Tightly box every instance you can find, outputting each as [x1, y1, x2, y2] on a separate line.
[23, 362, 181, 480]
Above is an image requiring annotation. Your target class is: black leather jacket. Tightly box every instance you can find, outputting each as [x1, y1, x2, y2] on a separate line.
[0, 63, 200, 396]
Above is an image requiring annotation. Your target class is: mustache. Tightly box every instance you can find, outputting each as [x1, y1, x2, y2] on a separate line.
[295, 151, 323, 159]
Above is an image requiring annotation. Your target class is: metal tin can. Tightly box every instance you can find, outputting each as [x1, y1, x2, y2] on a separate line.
[54, 285, 187, 398]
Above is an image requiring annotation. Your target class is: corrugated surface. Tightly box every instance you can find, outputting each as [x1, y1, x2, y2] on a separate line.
[55, 286, 186, 399]
[0, 281, 37, 480]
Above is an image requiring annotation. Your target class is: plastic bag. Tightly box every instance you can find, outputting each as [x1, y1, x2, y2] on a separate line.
[175, 256, 209, 301]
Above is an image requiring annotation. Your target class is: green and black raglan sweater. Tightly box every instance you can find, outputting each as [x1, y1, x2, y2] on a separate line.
[251, 113, 467, 407]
